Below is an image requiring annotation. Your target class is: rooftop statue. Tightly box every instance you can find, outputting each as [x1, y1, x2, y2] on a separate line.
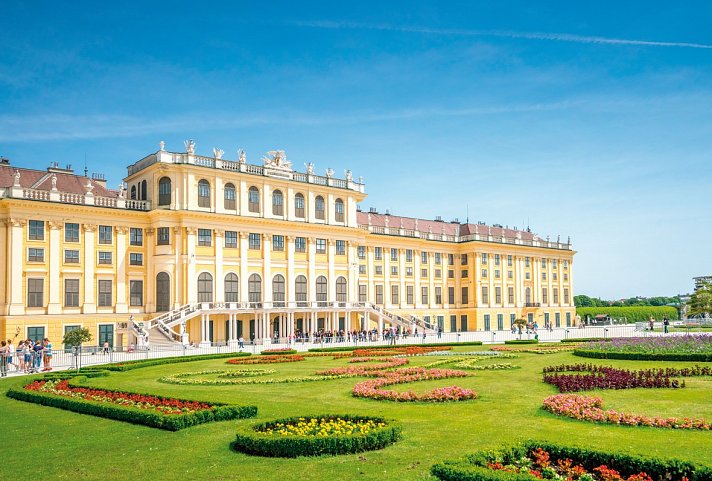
[213, 148, 224, 160]
[263, 150, 292, 170]
[238, 149, 246, 164]
[13, 170, 20, 187]
[159, 140, 165, 151]
[305, 162, 314, 175]
[184, 139, 196, 154]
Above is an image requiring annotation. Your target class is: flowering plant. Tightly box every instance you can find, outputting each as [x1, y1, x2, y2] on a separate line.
[579, 335, 712, 355]
[352, 367, 477, 402]
[257, 416, 386, 437]
[352, 346, 450, 357]
[227, 355, 305, 364]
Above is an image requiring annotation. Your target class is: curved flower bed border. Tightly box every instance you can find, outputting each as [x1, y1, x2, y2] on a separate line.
[317, 357, 408, 376]
[261, 348, 298, 355]
[543, 393, 711, 430]
[351, 346, 451, 357]
[159, 369, 276, 385]
[492, 345, 575, 354]
[227, 355, 305, 364]
[7, 378, 257, 431]
[232, 414, 402, 457]
[573, 335, 712, 362]
[352, 367, 477, 402]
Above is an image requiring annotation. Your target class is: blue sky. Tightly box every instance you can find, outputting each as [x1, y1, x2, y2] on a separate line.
[2, 1, 711, 299]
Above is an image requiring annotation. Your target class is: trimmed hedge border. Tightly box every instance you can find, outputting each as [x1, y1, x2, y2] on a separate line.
[6, 377, 257, 431]
[504, 340, 539, 345]
[308, 342, 483, 353]
[573, 349, 712, 362]
[231, 414, 402, 457]
[431, 440, 712, 481]
[560, 338, 611, 343]
[81, 351, 252, 372]
[260, 349, 297, 355]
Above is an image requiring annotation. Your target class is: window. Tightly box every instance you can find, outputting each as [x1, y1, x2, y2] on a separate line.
[494, 269, 500, 279]
[508, 287, 514, 304]
[336, 277, 347, 303]
[564, 288, 570, 304]
[563, 260, 568, 269]
[553, 259, 558, 269]
[359, 284, 367, 303]
[391, 248, 398, 261]
[448, 253, 454, 265]
[335, 198, 344, 222]
[421, 251, 428, 264]
[294, 193, 305, 218]
[315, 196, 325, 220]
[98, 251, 112, 265]
[130, 280, 143, 306]
[461, 269, 468, 278]
[316, 238, 326, 254]
[223, 183, 236, 210]
[273, 235, 284, 251]
[375, 266, 383, 275]
[295, 276, 308, 305]
[375, 285, 384, 304]
[225, 273, 239, 302]
[335, 240, 346, 255]
[497, 314, 503, 331]
[225, 231, 237, 248]
[542, 272, 547, 280]
[481, 286, 489, 304]
[406, 249, 413, 262]
[64, 279, 79, 307]
[65, 223, 80, 242]
[494, 254, 500, 266]
[461, 253, 468, 265]
[357, 246, 366, 259]
[316, 276, 328, 305]
[555, 312, 561, 328]
[421, 286, 429, 304]
[406, 267, 413, 277]
[553, 288, 559, 304]
[141, 180, 147, 200]
[484, 314, 491, 331]
[249, 233, 261, 250]
[508, 270, 513, 279]
[495, 286, 501, 305]
[481, 269, 487, 278]
[374, 247, 382, 260]
[508, 255, 513, 267]
[295, 237, 306, 253]
[435, 253, 441, 265]
[525, 272, 531, 280]
[564, 273, 568, 281]
[198, 229, 212, 246]
[391, 285, 399, 304]
[525, 287, 532, 304]
[406, 285, 414, 304]
[158, 177, 171, 206]
[510, 313, 516, 326]
[197, 272, 213, 303]
[129, 253, 143, 266]
[27, 278, 44, 307]
[542, 287, 549, 304]
[248, 187, 260, 213]
[421, 268, 428, 278]
[156, 273, 170, 312]
[391, 266, 398, 276]
[481, 253, 488, 264]
[128, 228, 143, 246]
[157, 227, 170, 245]
[28, 248, 44, 262]
[435, 269, 441, 278]
[461, 287, 469, 304]
[273, 274, 286, 306]
[359, 265, 366, 274]
[98, 280, 112, 307]
[544, 312, 550, 326]
[542, 258, 547, 268]
[448, 287, 455, 304]
[130, 186, 136, 200]
[525, 257, 530, 268]
[198, 179, 211, 208]
[272, 190, 283, 216]
[435, 287, 442, 304]
[98, 324, 114, 349]
[29, 220, 44, 240]
[448, 270, 454, 279]
[99, 225, 112, 244]
[553, 273, 558, 281]
[64, 249, 79, 264]
[566, 312, 571, 327]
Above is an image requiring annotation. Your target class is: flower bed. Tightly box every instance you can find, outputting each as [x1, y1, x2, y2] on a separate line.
[158, 369, 275, 385]
[227, 354, 305, 364]
[351, 346, 451, 357]
[7, 378, 257, 431]
[260, 348, 298, 355]
[232, 414, 402, 457]
[542, 394, 711, 430]
[307, 342, 483, 353]
[316, 357, 408, 376]
[504, 339, 540, 345]
[431, 441, 712, 481]
[574, 335, 712, 361]
[542, 364, 712, 392]
[492, 345, 575, 354]
[352, 367, 477, 402]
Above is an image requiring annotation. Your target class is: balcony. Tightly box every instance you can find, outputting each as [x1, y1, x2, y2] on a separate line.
[524, 302, 541, 308]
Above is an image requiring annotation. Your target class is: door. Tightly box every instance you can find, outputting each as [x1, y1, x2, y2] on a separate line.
[208, 320, 214, 343]
[98, 324, 114, 348]
[156, 273, 171, 312]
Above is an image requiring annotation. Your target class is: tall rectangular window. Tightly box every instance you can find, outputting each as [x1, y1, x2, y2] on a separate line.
[358, 284, 367, 302]
[461, 269, 468, 278]
[461, 315, 468, 332]
[406, 285, 414, 304]
[374, 247, 382, 260]
[273, 235, 285, 251]
[553, 259, 558, 269]
[434, 269, 441, 278]
[553, 288, 559, 304]
[497, 314, 504, 330]
[555, 312, 561, 328]
[525, 257, 530, 267]
[391, 248, 398, 261]
[357, 246, 366, 259]
[64, 279, 79, 307]
[421, 251, 428, 264]
[448, 270, 454, 279]
[481, 286, 489, 304]
[295, 237, 306, 253]
[481, 253, 488, 264]
[198, 229, 212, 246]
[28, 248, 44, 262]
[65, 223, 80, 242]
[495, 286, 502, 304]
[98, 225, 112, 244]
[542, 287, 548, 304]
[98, 280, 112, 307]
[64, 249, 80, 264]
[98, 251, 112, 265]
[27, 278, 44, 307]
[434, 253, 441, 265]
[461, 253, 468, 265]
[129, 228, 143, 246]
[391, 284, 399, 304]
[391, 266, 398, 276]
[129, 253, 143, 266]
[448, 286, 455, 304]
[359, 265, 366, 274]
[507, 255, 513, 267]
[249, 233, 261, 250]
[375, 285, 384, 305]
[29, 220, 44, 240]
[421, 268, 428, 278]
[435, 287, 442, 304]
[564, 288, 570, 304]
[98, 324, 114, 348]
[130, 280, 143, 306]
[157, 227, 170, 245]
[421, 286, 428, 304]
[335, 240, 346, 255]
[450, 315, 457, 332]
[484, 314, 491, 331]
[405, 249, 413, 262]
[461, 287, 469, 304]
[225, 231, 237, 248]
[566, 312, 571, 326]
[406, 267, 413, 277]
[448, 253, 454, 265]
[510, 313, 516, 326]
[542, 258, 547, 268]
[508, 287, 514, 304]
[316, 238, 326, 254]
[494, 254, 500, 266]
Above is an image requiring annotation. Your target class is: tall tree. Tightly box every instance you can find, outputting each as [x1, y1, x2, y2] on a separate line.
[688, 282, 712, 317]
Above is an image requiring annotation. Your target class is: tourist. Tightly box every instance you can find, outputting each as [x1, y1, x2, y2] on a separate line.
[7, 339, 16, 372]
[663, 318, 670, 334]
[648, 317, 654, 331]
[102, 340, 110, 355]
[22, 341, 32, 373]
[33, 340, 44, 371]
[43, 338, 53, 371]
[0, 341, 8, 377]
[511, 324, 517, 334]
[238, 336, 244, 350]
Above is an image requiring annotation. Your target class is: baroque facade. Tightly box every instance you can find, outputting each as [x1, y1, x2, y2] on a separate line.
[0, 144, 576, 348]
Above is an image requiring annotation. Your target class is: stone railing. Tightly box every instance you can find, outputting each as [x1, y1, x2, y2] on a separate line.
[1, 186, 150, 211]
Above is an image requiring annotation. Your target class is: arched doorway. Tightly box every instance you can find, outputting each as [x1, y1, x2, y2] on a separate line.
[156, 272, 170, 312]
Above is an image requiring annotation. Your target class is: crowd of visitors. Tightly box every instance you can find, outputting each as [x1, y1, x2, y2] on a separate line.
[287, 325, 423, 344]
[0, 337, 53, 376]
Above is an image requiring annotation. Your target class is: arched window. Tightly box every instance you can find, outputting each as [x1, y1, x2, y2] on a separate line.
[316, 275, 328, 306]
[248, 186, 260, 213]
[224, 183, 236, 210]
[272, 189, 283, 216]
[130, 186, 137, 200]
[248, 273, 262, 304]
[225, 273, 239, 303]
[525, 287, 532, 304]
[158, 177, 171, 206]
[335, 198, 344, 222]
[315, 196, 325, 220]
[295, 275, 308, 306]
[156, 272, 170, 312]
[197, 272, 213, 303]
[272, 274, 285, 307]
[141, 180, 147, 201]
[294, 193, 305, 218]
[336, 276, 347, 303]
[198, 179, 211, 208]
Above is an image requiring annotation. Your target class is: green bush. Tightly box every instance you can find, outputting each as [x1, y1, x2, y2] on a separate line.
[573, 349, 712, 362]
[231, 414, 402, 457]
[504, 340, 539, 345]
[83, 351, 252, 372]
[260, 349, 297, 355]
[6, 380, 257, 431]
[559, 338, 611, 343]
[576, 306, 678, 323]
[308, 342, 483, 353]
[431, 441, 712, 481]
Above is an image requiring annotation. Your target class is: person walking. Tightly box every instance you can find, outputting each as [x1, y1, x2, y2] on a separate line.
[663, 318, 670, 334]
[0, 341, 9, 377]
[42, 338, 53, 371]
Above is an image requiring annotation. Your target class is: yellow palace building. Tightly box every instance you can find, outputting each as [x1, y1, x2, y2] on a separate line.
[0, 142, 576, 348]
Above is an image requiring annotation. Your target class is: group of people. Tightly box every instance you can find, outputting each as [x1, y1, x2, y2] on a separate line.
[0, 338, 53, 376]
[289, 327, 423, 344]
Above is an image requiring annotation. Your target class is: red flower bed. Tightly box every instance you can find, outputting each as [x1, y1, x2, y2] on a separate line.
[316, 357, 408, 376]
[227, 355, 305, 365]
[352, 346, 450, 357]
[352, 367, 476, 402]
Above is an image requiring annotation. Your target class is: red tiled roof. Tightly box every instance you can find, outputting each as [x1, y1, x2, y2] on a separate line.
[0, 164, 116, 198]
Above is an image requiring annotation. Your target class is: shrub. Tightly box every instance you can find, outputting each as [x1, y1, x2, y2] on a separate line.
[260, 348, 297, 355]
[573, 350, 712, 362]
[504, 340, 539, 345]
[231, 414, 402, 457]
[576, 306, 678, 323]
[560, 338, 611, 343]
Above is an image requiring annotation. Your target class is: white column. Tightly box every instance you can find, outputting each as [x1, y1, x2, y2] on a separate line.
[7, 219, 26, 315]
[115, 227, 128, 313]
[367, 247, 374, 303]
[145, 228, 155, 312]
[82, 224, 97, 314]
[173, 227, 183, 308]
[287, 235, 295, 306]
[347, 242, 357, 304]
[384, 248, 391, 308]
[215, 229, 224, 302]
[399, 250, 405, 309]
[307, 237, 316, 304]
[199, 314, 210, 347]
[327, 239, 335, 305]
[186, 227, 197, 304]
[239, 232, 248, 304]
[262, 234, 272, 308]
[414, 250, 421, 308]
[47, 221, 62, 314]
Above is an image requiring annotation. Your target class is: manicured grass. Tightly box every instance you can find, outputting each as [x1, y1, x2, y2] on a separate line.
[3, 346, 711, 481]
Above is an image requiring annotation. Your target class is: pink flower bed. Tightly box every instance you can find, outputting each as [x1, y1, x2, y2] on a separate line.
[543, 393, 711, 430]
[352, 367, 477, 402]
[316, 357, 408, 376]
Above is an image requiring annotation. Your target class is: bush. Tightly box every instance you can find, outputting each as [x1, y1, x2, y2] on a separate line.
[260, 349, 297, 355]
[308, 342, 483, 353]
[560, 338, 611, 343]
[573, 349, 712, 362]
[83, 351, 252, 372]
[577, 306, 678, 323]
[231, 414, 402, 457]
[504, 340, 539, 345]
[6, 378, 257, 431]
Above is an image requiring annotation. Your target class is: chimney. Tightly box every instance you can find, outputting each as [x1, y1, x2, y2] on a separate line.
[91, 172, 107, 188]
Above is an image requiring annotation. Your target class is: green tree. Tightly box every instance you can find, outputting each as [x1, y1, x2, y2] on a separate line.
[62, 327, 93, 348]
[688, 283, 712, 317]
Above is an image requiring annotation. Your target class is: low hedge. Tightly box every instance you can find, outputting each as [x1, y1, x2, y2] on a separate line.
[504, 340, 539, 345]
[560, 338, 611, 343]
[231, 414, 402, 457]
[576, 306, 678, 323]
[6, 378, 257, 431]
[82, 351, 252, 372]
[432, 440, 712, 481]
[573, 349, 712, 362]
[308, 342, 483, 353]
[260, 349, 297, 355]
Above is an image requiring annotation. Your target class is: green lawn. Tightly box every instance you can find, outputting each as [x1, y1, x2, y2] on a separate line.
[3, 347, 711, 481]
